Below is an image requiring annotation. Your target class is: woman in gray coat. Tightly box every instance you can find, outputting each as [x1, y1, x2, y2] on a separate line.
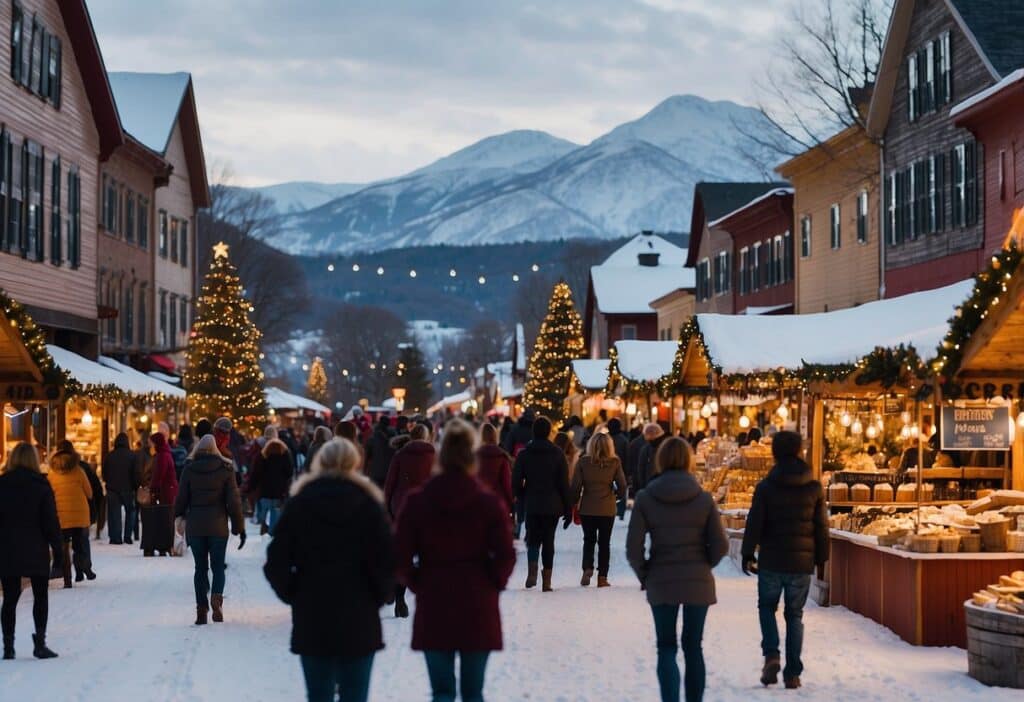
[626, 436, 728, 702]
[174, 435, 246, 626]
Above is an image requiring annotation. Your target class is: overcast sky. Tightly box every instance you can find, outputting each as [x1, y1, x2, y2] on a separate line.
[88, 0, 790, 186]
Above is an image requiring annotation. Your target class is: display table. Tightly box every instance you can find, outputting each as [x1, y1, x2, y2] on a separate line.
[829, 530, 1024, 647]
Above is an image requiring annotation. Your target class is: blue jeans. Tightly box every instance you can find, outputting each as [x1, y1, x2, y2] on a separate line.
[423, 650, 490, 702]
[257, 498, 283, 535]
[107, 490, 136, 544]
[190, 536, 228, 608]
[300, 653, 374, 702]
[650, 604, 708, 702]
[757, 570, 811, 681]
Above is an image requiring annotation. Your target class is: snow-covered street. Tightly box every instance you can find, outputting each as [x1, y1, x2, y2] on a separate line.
[2, 520, 1017, 701]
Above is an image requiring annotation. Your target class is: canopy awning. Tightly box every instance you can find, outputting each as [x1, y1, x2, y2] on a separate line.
[264, 386, 331, 415]
[98, 356, 186, 399]
[426, 390, 472, 415]
[47, 345, 127, 392]
[147, 353, 177, 372]
[613, 340, 678, 383]
[571, 359, 610, 391]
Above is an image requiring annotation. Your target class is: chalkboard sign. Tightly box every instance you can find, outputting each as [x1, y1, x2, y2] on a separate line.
[940, 406, 1011, 451]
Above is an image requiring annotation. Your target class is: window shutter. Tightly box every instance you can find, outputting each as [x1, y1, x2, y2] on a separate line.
[49, 35, 61, 107]
[10, 2, 22, 83]
[38, 29, 48, 99]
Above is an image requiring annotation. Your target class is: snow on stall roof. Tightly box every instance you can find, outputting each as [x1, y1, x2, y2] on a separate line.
[949, 68, 1024, 119]
[696, 280, 973, 375]
[96, 355, 187, 398]
[107, 72, 190, 153]
[600, 232, 687, 267]
[264, 387, 331, 415]
[572, 359, 610, 390]
[474, 361, 519, 398]
[741, 303, 793, 315]
[47, 345, 131, 392]
[427, 390, 472, 414]
[147, 371, 181, 385]
[614, 340, 678, 382]
[707, 187, 794, 228]
[591, 265, 694, 314]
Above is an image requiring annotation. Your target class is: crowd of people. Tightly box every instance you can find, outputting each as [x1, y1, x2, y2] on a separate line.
[0, 403, 829, 702]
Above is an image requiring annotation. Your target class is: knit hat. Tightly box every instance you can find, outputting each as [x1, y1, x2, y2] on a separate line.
[213, 416, 233, 433]
[642, 423, 665, 440]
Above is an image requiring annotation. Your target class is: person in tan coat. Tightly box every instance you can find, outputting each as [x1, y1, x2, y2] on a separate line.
[47, 449, 94, 587]
[571, 433, 627, 587]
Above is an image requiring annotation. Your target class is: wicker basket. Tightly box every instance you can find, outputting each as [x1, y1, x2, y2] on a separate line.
[877, 533, 901, 547]
[960, 534, 982, 552]
[910, 535, 940, 553]
[979, 519, 1011, 552]
[939, 535, 961, 553]
[740, 454, 773, 473]
[1008, 531, 1024, 553]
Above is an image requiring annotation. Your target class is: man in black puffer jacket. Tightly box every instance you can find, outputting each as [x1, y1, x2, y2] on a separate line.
[741, 430, 828, 691]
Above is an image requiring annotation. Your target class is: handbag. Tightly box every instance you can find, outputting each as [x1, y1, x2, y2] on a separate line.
[136, 485, 153, 507]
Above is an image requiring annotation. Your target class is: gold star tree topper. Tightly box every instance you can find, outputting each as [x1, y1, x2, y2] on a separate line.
[213, 241, 230, 260]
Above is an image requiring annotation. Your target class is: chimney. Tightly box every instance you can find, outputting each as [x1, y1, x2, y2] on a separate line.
[638, 252, 660, 267]
[641, 230, 654, 236]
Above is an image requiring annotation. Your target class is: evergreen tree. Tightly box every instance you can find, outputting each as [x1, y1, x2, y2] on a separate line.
[306, 356, 328, 405]
[523, 280, 584, 421]
[395, 343, 433, 414]
[185, 242, 268, 430]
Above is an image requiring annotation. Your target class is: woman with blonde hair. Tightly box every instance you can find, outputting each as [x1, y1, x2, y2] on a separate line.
[265, 438, 395, 702]
[0, 443, 62, 659]
[395, 419, 515, 702]
[174, 434, 246, 625]
[571, 432, 627, 587]
[626, 436, 728, 702]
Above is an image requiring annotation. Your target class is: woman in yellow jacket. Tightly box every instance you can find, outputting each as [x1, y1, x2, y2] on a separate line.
[47, 449, 93, 588]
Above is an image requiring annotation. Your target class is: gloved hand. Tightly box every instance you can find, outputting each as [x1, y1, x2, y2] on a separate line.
[562, 515, 572, 530]
[741, 557, 758, 576]
[237, 532, 247, 550]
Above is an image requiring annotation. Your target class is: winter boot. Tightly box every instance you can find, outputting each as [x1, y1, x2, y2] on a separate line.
[3, 636, 13, 660]
[74, 569, 84, 583]
[760, 657, 781, 686]
[541, 569, 553, 592]
[525, 562, 539, 589]
[84, 567, 97, 581]
[597, 576, 610, 588]
[784, 677, 801, 690]
[580, 569, 593, 587]
[32, 634, 57, 659]
[195, 606, 209, 626]
[211, 595, 224, 623]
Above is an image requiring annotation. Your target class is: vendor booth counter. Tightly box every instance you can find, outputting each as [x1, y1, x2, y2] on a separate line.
[829, 530, 1024, 647]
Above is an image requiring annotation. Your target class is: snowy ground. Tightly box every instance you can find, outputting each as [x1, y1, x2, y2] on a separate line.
[1, 518, 1018, 701]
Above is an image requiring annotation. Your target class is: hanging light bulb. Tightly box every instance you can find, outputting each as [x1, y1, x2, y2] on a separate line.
[851, 419, 863, 435]
[1017, 411, 1024, 428]
[909, 425, 920, 438]
[900, 410, 912, 425]
[327, 263, 335, 272]
[840, 411, 852, 427]
[777, 404, 789, 420]
[449, 269, 457, 278]
[352, 263, 360, 272]
[709, 399, 719, 414]
[377, 266, 384, 276]
[81, 409, 93, 426]
[738, 415, 751, 429]
[865, 424, 878, 439]
[700, 404, 713, 418]
[900, 425, 911, 439]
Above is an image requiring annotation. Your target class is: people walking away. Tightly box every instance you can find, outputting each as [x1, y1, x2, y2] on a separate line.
[501, 408, 534, 456]
[170, 434, 189, 482]
[265, 438, 395, 702]
[0, 443, 62, 659]
[305, 425, 332, 473]
[499, 417, 514, 448]
[511, 416, 571, 592]
[56, 440, 104, 545]
[564, 415, 586, 451]
[103, 433, 141, 545]
[175, 434, 246, 625]
[47, 447, 94, 587]
[476, 423, 513, 516]
[636, 423, 667, 490]
[606, 418, 629, 463]
[383, 423, 435, 619]
[627, 428, 646, 492]
[195, 418, 213, 440]
[177, 424, 195, 454]
[365, 415, 396, 488]
[142, 432, 179, 557]
[626, 437, 728, 702]
[249, 433, 294, 537]
[571, 433, 627, 587]
[213, 416, 235, 462]
[395, 419, 515, 702]
[741, 430, 828, 691]
[553, 432, 579, 483]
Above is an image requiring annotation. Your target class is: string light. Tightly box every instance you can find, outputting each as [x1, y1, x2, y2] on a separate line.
[513, 274, 520, 282]
[449, 269, 457, 278]
[409, 270, 417, 278]
[352, 264, 360, 272]
[327, 263, 334, 272]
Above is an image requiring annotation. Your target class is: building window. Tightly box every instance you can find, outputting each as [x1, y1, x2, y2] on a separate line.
[800, 216, 811, 258]
[0, 129, 8, 254]
[886, 172, 898, 245]
[24, 140, 43, 261]
[180, 220, 188, 267]
[938, 32, 951, 105]
[951, 142, 979, 228]
[9, 6, 60, 106]
[104, 280, 116, 345]
[138, 286, 147, 347]
[159, 210, 168, 257]
[49, 156, 60, 265]
[103, 175, 118, 233]
[830, 203, 841, 249]
[180, 297, 188, 333]
[125, 191, 135, 243]
[6, 135, 22, 253]
[123, 285, 134, 346]
[738, 247, 749, 295]
[782, 229, 793, 281]
[696, 258, 711, 302]
[66, 168, 80, 267]
[923, 41, 935, 113]
[170, 218, 179, 263]
[620, 324, 637, 341]
[137, 197, 148, 248]
[713, 250, 730, 295]
[907, 54, 918, 121]
[159, 290, 168, 347]
[10, 3, 24, 85]
[750, 242, 761, 291]
[169, 294, 178, 346]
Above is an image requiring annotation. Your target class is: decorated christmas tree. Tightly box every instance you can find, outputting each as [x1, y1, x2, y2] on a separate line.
[306, 356, 328, 405]
[523, 280, 584, 421]
[394, 343, 433, 413]
[184, 242, 268, 430]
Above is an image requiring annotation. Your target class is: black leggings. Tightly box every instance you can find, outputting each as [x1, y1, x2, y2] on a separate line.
[580, 515, 615, 576]
[1, 576, 48, 639]
[525, 514, 560, 569]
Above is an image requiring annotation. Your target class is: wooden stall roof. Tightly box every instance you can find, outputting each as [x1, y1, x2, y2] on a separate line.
[958, 261, 1024, 379]
[678, 335, 713, 389]
[0, 308, 43, 383]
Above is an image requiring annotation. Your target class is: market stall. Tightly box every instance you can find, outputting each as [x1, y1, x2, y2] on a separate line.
[606, 340, 677, 429]
[566, 359, 614, 425]
[264, 386, 332, 431]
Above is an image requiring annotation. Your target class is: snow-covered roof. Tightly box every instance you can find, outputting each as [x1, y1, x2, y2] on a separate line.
[695, 280, 973, 375]
[614, 340, 678, 382]
[708, 187, 794, 228]
[601, 232, 687, 267]
[426, 390, 472, 414]
[147, 371, 181, 385]
[950, 68, 1024, 119]
[741, 304, 793, 315]
[107, 72, 190, 154]
[48, 345, 131, 393]
[95, 355, 187, 399]
[591, 265, 695, 314]
[572, 359, 610, 390]
[474, 361, 520, 399]
[265, 387, 331, 415]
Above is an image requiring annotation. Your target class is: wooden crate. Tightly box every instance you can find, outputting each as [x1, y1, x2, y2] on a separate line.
[966, 602, 1024, 689]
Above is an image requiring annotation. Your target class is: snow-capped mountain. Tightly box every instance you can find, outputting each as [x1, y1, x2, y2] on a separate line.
[253, 181, 364, 214]
[256, 95, 782, 255]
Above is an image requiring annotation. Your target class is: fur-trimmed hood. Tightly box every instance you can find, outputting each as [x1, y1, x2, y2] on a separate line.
[262, 437, 290, 459]
[290, 469, 383, 505]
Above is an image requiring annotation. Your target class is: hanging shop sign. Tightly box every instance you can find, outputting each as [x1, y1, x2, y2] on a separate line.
[0, 382, 64, 403]
[940, 405, 1011, 451]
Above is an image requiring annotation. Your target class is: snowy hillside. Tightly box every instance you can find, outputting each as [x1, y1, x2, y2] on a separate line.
[255, 95, 784, 255]
[252, 181, 364, 214]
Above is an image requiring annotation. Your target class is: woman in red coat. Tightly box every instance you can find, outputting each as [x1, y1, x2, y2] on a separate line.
[143, 432, 179, 557]
[395, 419, 515, 702]
[383, 422, 435, 618]
[475, 423, 513, 515]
